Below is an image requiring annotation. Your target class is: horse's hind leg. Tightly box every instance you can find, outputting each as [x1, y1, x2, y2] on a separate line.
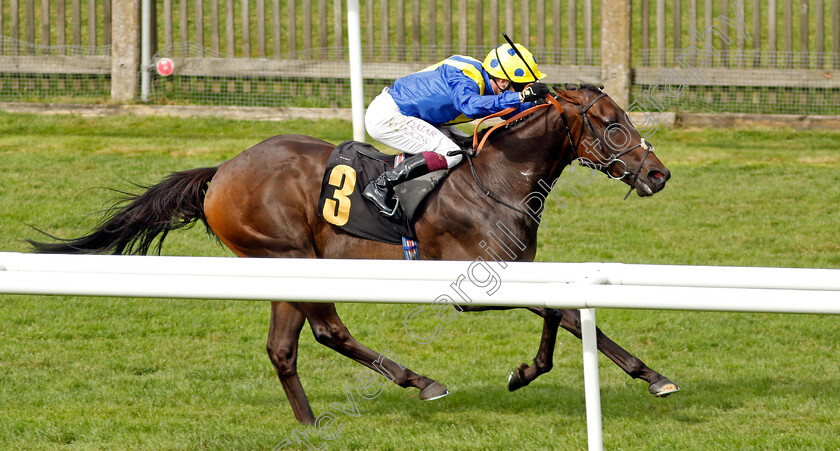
[558, 309, 679, 397]
[266, 301, 315, 424]
[296, 302, 448, 401]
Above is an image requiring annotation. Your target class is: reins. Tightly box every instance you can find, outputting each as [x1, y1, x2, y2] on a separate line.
[471, 103, 553, 154]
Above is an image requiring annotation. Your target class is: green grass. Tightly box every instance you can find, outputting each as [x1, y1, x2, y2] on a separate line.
[1, 112, 840, 450]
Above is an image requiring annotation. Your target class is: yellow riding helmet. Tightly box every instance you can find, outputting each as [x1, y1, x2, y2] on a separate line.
[482, 43, 546, 83]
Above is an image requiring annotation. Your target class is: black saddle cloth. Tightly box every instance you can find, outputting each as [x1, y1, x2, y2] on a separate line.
[316, 141, 447, 245]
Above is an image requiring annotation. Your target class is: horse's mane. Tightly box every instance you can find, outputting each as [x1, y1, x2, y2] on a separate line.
[473, 83, 604, 145]
[572, 83, 604, 93]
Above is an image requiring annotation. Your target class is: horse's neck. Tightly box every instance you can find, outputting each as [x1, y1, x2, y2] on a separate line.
[474, 114, 573, 210]
[445, 114, 573, 258]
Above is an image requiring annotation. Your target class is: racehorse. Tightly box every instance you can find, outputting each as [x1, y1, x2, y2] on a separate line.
[29, 85, 676, 424]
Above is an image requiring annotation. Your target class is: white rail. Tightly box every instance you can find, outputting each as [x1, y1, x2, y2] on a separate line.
[3, 252, 839, 290]
[2, 252, 840, 451]
[2, 253, 839, 313]
[3, 270, 840, 313]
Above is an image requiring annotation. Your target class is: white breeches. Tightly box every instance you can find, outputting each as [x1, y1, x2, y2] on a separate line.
[364, 88, 464, 168]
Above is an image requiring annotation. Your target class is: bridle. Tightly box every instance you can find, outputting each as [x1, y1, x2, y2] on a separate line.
[452, 89, 656, 216]
[547, 92, 655, 200]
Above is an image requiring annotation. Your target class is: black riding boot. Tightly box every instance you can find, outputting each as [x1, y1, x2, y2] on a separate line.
[363, 154, 432, 216]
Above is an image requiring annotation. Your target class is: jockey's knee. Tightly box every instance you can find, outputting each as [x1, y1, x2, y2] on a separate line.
[444, 152, 463, 168]
[435, 141, 463, 168]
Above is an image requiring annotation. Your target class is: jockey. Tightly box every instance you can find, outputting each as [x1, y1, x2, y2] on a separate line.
[363, 42, 550, 217]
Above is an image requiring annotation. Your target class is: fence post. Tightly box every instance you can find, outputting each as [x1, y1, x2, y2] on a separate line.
[111, 0, 142, 103]
[600, 0, 632, 108]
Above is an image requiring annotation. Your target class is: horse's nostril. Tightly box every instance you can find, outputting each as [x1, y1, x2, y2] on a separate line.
[648, 170, 667, 185]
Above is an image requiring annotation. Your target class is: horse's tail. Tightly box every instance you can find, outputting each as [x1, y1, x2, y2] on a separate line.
[28, 166, 219, 255]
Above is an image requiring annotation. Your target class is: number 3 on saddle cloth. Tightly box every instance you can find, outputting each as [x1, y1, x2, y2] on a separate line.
[317, 140, 448, 252]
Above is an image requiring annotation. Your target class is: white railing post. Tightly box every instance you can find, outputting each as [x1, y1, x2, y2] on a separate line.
[581, 307, 603, 451]
[346, 0, 365, 142]
[577, 271, 608, 451]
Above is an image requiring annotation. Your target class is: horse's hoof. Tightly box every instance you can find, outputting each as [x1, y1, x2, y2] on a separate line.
[649, 378, 680, 397]
[419, 381, 449, 401]
[507, 363, 530, 392]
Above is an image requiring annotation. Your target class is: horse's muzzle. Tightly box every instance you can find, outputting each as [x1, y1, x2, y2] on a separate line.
[635, 167, 671, 197]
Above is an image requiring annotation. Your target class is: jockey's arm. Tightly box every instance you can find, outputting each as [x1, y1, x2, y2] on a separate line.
[443, 73, 529, 119]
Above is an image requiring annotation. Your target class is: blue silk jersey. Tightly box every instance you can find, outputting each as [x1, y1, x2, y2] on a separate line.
[387, 55, 531, 126]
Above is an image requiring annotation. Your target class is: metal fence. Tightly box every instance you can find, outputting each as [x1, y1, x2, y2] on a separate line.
[0, 0, 838, 115]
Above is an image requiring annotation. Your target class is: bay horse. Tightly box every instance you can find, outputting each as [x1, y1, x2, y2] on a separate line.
[29, 85, 676, 424]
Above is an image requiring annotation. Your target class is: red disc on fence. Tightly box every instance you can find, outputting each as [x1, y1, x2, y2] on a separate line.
[156, 58, 174, 77]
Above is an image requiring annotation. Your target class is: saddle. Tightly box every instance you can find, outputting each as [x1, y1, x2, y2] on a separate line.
[317, 141, 448, 244]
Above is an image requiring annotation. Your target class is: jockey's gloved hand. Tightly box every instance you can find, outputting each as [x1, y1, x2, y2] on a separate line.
[520, 82, 550, 103]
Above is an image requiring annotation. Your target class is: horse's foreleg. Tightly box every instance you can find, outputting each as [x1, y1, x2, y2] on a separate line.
[296, 302, 449, 402]
[266, 301, 315, 424]
[458, 306, 564, 391]
[458, 306, 561, 390]
[506, 308, 564, 391]
[558, 309, 680, 397]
